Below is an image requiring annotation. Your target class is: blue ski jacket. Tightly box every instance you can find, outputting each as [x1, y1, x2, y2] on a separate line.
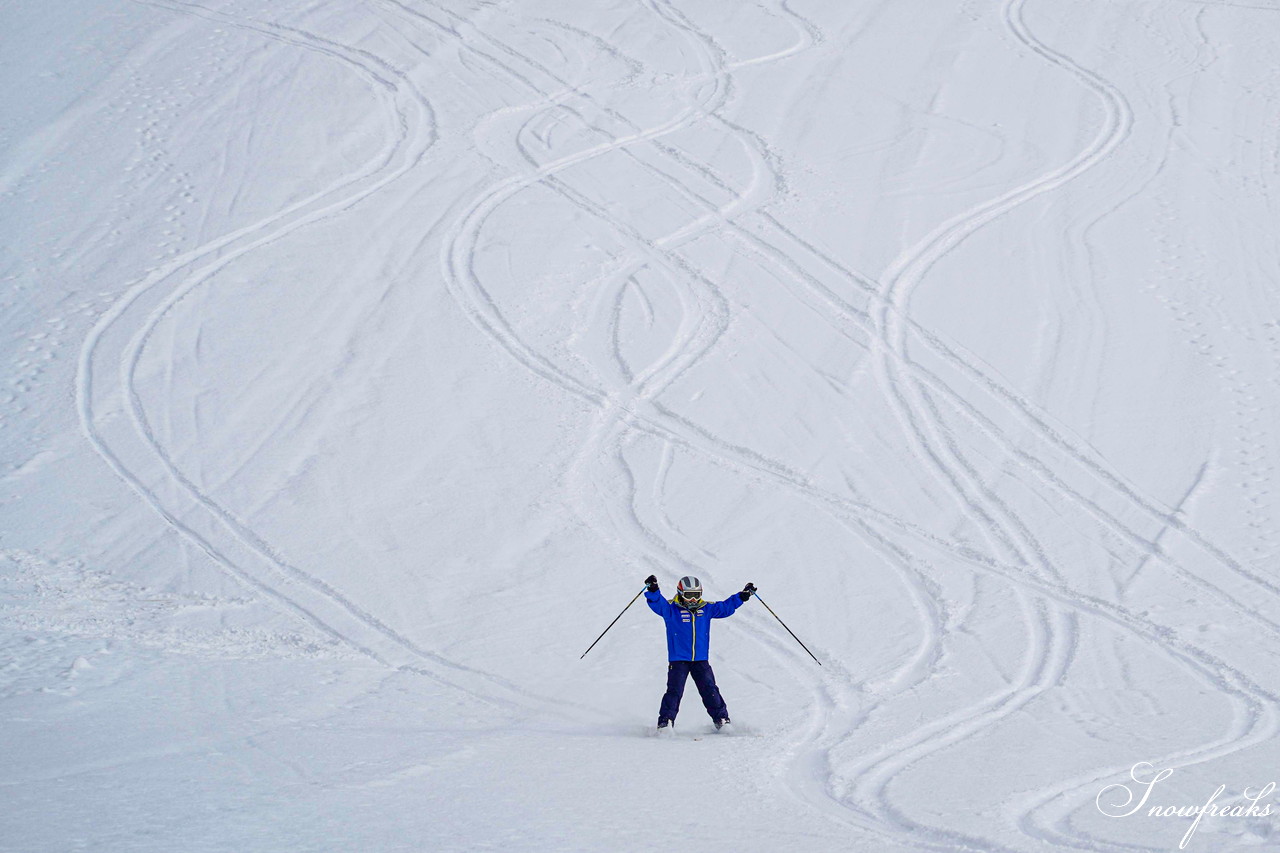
[645, 590, 744, 661]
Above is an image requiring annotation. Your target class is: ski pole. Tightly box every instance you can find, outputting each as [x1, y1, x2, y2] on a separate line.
[580, 587, 646, 659]
[753, 592, 822, 665]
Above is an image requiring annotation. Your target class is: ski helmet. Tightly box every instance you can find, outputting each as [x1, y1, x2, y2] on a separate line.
[676, 576, 703, 608]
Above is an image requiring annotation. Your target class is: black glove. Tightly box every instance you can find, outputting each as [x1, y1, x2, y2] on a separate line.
[739, 582, 756, 601]
[645, 574, 659, 592]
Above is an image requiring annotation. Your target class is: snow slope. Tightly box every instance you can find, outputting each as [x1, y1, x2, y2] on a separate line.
[4, 0, 1280, 850]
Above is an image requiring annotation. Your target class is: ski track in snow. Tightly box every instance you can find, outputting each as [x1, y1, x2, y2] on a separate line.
[38, 0, 1280, 849]
[76, 0, 603, 727]
[825, 1, 1279, 848]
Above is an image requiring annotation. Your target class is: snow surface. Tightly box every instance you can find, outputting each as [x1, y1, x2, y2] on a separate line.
[4, 0, 1280, 850]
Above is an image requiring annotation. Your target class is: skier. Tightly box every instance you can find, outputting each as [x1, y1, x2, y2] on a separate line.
[644, 574, 756, 732]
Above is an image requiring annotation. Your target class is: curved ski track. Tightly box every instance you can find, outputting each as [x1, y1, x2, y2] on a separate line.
[77, 0, 602, 724]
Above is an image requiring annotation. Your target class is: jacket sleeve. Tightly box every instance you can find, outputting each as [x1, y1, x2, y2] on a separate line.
[704, 595, 746, 618]
[645, 590, 674, 617]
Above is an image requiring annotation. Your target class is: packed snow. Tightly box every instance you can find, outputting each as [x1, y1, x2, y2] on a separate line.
[4, 0, 1280, 850]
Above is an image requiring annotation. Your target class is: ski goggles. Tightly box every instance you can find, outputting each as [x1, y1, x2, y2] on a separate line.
[678, 590, 702, 603]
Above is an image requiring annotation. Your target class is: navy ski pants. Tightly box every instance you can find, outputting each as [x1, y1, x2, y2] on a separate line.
[659, 660, 728, 723]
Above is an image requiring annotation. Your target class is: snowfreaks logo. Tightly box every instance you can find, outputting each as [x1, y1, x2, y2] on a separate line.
[1095, 762, 1276, 849]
